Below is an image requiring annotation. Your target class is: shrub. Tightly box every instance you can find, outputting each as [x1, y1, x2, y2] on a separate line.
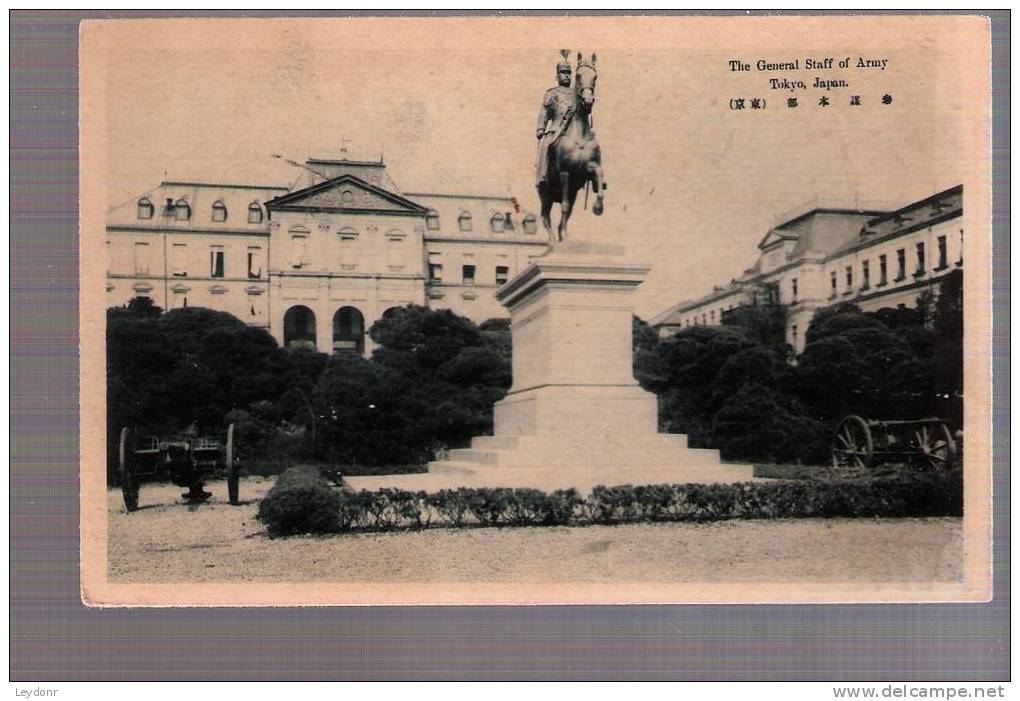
[256, 465, 344, 537]
[258, 467, 963, 537]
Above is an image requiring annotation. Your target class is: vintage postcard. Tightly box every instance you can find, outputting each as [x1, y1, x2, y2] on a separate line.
[79, 15, 993, 606]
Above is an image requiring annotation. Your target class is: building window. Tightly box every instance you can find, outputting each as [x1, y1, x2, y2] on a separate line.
[332, 306, 365, 355]
[137, 197, 154, 220]
[248, 293, 264, 319]
[490, 213, 505, 233]
[462, 264, 476, 285]
[878, 255, 888, 285]
[522, 214, 537, 235]
[171, 243, 188, 277]
[829, 271, 837, 297]
[495, 265, 509, 285]
[248, 202, 263, 224]
[387, 233, 406, 272]
[895, 248, 906, 281]
[845, 266, 853, 291]
[210, 246, 225, 278]
[428, 252, 443, 282]
[174, 199, 191, 221]
[283, 305, 317, 350]
[791, 324, 799, 349]
[338, 229, 358, 270]
[211, 200, 227, 222]
[791, 278, 798, 302]
[915, 242, 926, 276]
[702, 313, 707, 324]
[957, 229, 964, 266]
[425, 210, 440, 230]
[458, 211, 473, 232]
[937, 235, 948, 269]
[290, 234, 308, 269]
[861, 260, 870, 290]
[710, 310, 715, 323]
[247, 246, 262, 279]
[133, 242, 151, 275]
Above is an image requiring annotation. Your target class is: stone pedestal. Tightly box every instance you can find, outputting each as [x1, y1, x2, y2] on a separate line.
[419, 239, 754, 492]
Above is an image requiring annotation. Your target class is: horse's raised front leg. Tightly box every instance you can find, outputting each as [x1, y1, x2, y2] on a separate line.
[557, 172, 571, 242]
[588, 162, 605, 216]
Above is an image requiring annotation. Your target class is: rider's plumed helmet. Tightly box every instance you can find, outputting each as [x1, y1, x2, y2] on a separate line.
[556, 49, 572, 74]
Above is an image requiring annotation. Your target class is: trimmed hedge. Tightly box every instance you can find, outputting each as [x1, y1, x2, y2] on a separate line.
[256, 468, 963, 537]
[256, 465, 344, 536]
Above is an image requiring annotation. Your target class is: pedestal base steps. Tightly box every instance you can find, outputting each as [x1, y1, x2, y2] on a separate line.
[343, 430, 754, 496]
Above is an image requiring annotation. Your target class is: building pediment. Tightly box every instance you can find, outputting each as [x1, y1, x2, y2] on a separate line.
[266, 175, 429, 216]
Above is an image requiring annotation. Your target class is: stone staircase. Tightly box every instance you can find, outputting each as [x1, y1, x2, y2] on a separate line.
[343, 433, 756, 496]
[432, 433, 727, 472]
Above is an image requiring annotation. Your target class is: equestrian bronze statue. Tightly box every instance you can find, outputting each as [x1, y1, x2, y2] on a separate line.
[535, 51, 606, 243]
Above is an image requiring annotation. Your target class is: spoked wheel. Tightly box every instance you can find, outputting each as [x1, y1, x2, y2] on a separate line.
[913, 422, 957, 471]
[226, 423, 240, 505]
[118, 427, 140, 512]
[831, 415, 874, 469]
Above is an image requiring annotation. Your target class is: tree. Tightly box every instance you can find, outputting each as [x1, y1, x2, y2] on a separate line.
[312, 352, 429, 466]
[720, 300, 791, 356]
[108, 295, 163, 321]
[369, 305, 486, 375]
[632, 315, 664, 390]
[350, 305, 514, 461]
[713, 383, 828, 464]
[107, 305, 305, 436]
[639, 322, 832, 463]
[795, 305, 928, 423]
[934, 269, 964, 340]
[930, 269, 964, 427]
[647, 325, 761, 446]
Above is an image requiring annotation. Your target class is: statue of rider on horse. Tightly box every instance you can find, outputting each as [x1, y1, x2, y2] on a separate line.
[535, 50, 606, 243]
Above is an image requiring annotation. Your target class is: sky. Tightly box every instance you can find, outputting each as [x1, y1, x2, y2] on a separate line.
[91, 16, 980, 318]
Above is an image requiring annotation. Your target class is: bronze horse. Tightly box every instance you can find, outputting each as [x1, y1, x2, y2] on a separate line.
[538, 53, 605, 243]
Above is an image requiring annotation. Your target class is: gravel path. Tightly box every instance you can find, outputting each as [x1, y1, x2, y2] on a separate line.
[108, 478, 963, 584]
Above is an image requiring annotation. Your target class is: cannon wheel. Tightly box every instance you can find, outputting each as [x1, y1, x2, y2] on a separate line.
[831, 415, 874, 469]
[226, 423, 240, 505]
[913, 421, 957, 471]
[118, 427, 140, 512]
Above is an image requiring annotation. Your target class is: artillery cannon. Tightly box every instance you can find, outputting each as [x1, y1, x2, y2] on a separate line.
[117, 424, 240, 512]
[830, 415, 958, 471]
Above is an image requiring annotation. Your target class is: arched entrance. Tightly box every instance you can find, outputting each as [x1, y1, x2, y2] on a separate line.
[332, 306, 365, 354]
[283, 305, 317, 350]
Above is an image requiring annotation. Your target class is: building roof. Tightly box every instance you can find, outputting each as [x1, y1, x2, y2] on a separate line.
[160, 181, 287, 191]
[408, 192, 542, 243]
[828, 184, 963, 258]
[106, 181, 285, 231]
[287, 158, 401, 194]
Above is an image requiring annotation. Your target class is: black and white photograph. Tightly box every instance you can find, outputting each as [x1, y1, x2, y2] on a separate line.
[78, 15, 992, 606]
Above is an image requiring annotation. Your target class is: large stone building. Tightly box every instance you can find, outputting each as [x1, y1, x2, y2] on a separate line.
[106, 157, 549, 353]
[649, 185, 964, 353]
